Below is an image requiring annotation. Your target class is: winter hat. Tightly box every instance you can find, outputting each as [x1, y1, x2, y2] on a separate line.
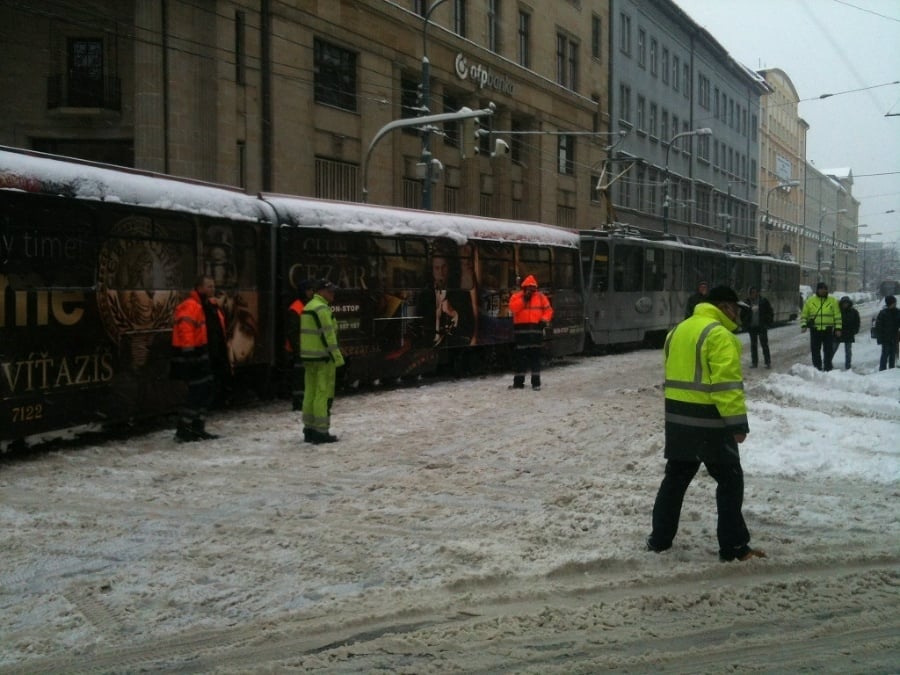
[315, 278, 337, 291]
[707, 285, 749, 309]
[521, 275, 538, 288]
[839, 296, 852, 305]
[816, 282, 828, 291]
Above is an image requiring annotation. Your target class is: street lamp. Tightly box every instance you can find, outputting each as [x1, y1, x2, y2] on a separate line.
[763, 179, 800, 254]
[420, 0, 450, 211]
[817, 207, 847, 282]
[662, 127, 712, 234]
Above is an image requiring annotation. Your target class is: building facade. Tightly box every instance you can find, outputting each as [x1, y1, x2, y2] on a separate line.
[756, 68, 806, 262]
[0, 0, 615, 229]
[606, 0, 769, 246]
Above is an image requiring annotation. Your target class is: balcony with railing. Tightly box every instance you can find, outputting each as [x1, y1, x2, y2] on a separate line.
[47, 74, 121, 112]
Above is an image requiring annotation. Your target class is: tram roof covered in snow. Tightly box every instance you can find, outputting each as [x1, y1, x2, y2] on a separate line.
[263, 194, 581, 249]
[0, 146, 267, 222]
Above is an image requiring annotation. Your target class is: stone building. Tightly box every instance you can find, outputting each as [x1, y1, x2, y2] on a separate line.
[0, 0, 614, 228]
[756, 68, 806, 263]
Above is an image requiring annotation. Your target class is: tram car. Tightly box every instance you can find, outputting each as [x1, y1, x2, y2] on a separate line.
[0, 146, 583, 446]
[579, 226, 800, 349]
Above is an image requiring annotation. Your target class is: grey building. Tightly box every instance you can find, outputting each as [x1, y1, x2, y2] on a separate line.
[607, 0, 770, 245]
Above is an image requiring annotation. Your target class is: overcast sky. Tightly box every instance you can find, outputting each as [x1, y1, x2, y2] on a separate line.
[674, 0, 900, 243]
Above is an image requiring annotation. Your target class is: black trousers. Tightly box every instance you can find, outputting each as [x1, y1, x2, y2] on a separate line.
[650, 458, 749, 558]
[747, 327, 770, 366]
[513, 344, 543, 388]
[809, 328, 835, 371]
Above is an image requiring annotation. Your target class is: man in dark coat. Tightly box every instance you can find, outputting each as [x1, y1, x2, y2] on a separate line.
[684, 280, 709, 319]
[740, 287, 774, 369]
[831, 296, 860, 370]
[874, 295, 900, 371]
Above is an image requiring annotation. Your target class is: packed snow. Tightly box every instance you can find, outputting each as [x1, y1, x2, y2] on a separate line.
[1, 299, 897, 672]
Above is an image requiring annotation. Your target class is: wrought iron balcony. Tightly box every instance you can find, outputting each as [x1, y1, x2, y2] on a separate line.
[47, 74, 121, 111]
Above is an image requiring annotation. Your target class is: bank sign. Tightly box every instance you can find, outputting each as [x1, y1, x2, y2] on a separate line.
[454, 53, 514, 95]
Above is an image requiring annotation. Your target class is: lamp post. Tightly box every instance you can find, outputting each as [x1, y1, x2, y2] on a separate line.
[420, 0, 450, 211]
[662, 127, 712, 234]
[763, 179, 800, 254]
[817, 207, 847, 282]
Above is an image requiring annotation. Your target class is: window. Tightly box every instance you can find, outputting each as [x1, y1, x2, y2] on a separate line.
[67, 38, 104, 107]
[558, 134, 575, 175]
[661, 109, 668, 141]
[556, 33, 578, 91]
[314, 38, 357, 111]
[661, 48, 669, 84]
[683, 64, 690, 98]
[487, 0, 499, 52]
[649, 102, 658, 137]
[636, 95, 646, 131]
[637, 28, 646, 68]
[315, 157, 360, 201]
[590, 174, 602, 203]
[443, 92, 462, 146]
[618, 83, 631, 123]
[454, 0, 467, 37]
[236, 140, 246, 188]
[672, 55, 680, 91]
[518, 10, 531, 68]
[592, 15, 602, 60]
[649, 39, 657, 76]
[698, 134, 710, 162]
[401, 76, 422, 134]
[698, 74, 710, 109]
[511, 118, 526, 163]
[619, 12, 631, 55]
[414, 0, 426, 15]
[235, 11, 246, 84]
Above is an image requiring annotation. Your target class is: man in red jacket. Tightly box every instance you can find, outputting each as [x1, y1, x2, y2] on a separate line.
[171, 275, 222, 442]
[508, 275, 553, 390]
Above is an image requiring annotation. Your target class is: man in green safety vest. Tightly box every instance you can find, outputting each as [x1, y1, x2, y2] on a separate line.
[647, 285, 766, 562]
[299, 279, 344, 444]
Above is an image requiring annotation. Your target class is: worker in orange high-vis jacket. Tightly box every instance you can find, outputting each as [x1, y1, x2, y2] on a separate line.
[170, 274, 220, 443]
[508, 275, 553, 391]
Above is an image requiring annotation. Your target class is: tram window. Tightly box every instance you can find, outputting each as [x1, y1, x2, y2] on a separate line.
[595, 241, 609, 292]
[1, 199, 97, 289]
[644, 247, 665, 291]
[519, 245, 552, 287]
[667, 249, 682, 291]
[553, 248, 577, 289]
[614, 244, 642, 292]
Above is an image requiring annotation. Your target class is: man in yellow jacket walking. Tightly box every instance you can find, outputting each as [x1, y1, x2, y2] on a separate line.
[299, 279, 344, 444]
[800, 281, 842, 371]
[647, 285, 765, 562]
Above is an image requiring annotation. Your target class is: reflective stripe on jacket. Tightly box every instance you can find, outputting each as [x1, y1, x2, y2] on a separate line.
[663, 303, 748, 432]
[299, 294, 345, 366]
[509, 288, 553, 347]
[801, 295, 842, 331]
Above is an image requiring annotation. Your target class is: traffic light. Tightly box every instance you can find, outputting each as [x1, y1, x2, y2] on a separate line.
[460, 117, 478, 159]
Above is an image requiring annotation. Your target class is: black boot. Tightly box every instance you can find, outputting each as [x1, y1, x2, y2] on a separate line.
[175, 421, 198, 443]
[509, 375, 525, 390]
[192, 419, 219, 440]
[531, 375, 542, 391]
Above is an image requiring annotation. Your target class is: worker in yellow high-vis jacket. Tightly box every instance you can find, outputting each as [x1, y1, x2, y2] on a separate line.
[647, 285, 766, 563]
[299, 279, 344, 444]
